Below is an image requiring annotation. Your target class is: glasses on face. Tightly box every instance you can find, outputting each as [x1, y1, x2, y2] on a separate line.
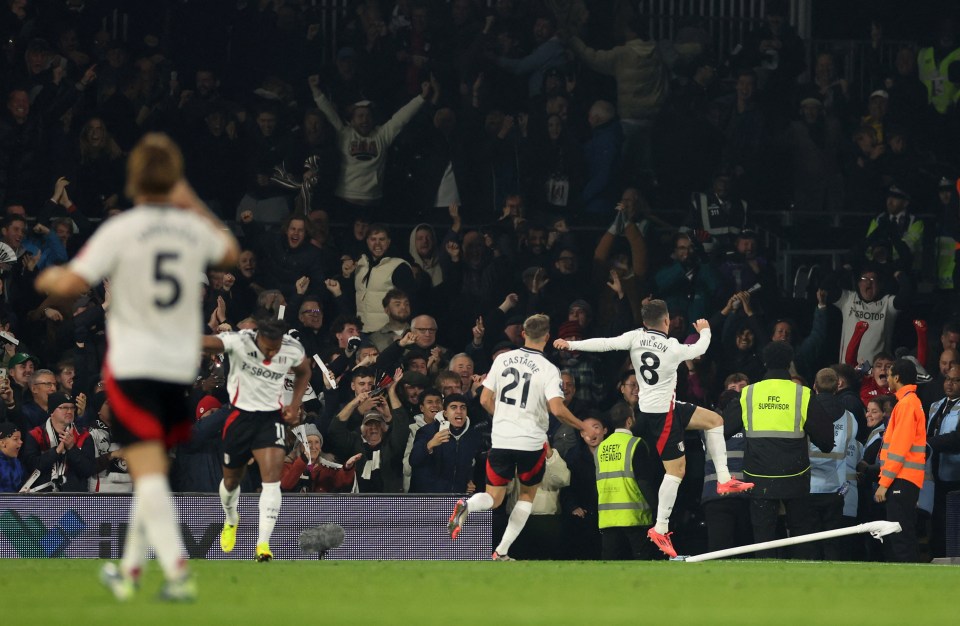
[414, 327, 437, 334]
[300, 309, 322, 316]
[859, 276, 876, 283]
[623, 382, 640, 389]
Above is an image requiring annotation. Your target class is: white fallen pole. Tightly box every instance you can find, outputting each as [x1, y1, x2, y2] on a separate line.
[682, 521, 902, 562]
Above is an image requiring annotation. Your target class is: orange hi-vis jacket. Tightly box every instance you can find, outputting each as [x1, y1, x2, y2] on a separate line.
[879, 384, 927, 489]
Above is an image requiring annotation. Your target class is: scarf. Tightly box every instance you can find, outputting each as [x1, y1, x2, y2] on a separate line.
[44, 419, 67, 490]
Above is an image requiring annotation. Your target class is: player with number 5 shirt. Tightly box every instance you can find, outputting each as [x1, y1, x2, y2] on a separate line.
[554, 299, 754, 558]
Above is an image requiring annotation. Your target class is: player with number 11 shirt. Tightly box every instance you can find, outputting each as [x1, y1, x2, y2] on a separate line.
[554, 299, 753, 558]
[447, 314, 584, 560]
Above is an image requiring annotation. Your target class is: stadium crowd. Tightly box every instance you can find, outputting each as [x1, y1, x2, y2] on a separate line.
[1, 0, 960, 562]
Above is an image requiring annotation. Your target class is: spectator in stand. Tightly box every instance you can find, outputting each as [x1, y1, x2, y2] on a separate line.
[864, 184, 924, 273]
[654, 232, 719, 325]
[730, 0, 806, 115]
[581, 100, 622, 216]
[280, 424, 359, 493]
[308, 74, 429, 212]
[566, 15, 667, 182]
[825, 265, 911, 364]
[769, 289, 830, 383]
[0, 420, 24, 492]
[401, 387, 443, 491]
[924, 363, 960, 558]
[712, 291, 767, 385]
[920, 349, 958, 411]
[832, 363, 869, 444]
[780, 91, 844, 214]
[409, 393, 487, 494]
[19, 369, 59, 428]
[718, 69, 767, 184]
[86, 393, 131, 493]
[684, 170, 749, 258]
[559, 414, 607, 559]
[860, 353, 894, 407]
[240, 212, 326, 301]
[21, 393, 95, 492]
[883, 46, 928, 135]
[354, 224, 416, 332]
[845, 125, 885, 214]
[368, 289, 412, 352]
[718, 231, 777, 315]
[495, 14, 565, 98]
[550, 371, 594, 456]
[327, 385, 411, 493]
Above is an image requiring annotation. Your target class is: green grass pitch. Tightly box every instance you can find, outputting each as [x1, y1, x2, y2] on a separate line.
[1, 559, 957, 624]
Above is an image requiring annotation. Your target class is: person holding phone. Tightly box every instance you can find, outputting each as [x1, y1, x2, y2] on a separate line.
[409, 393, 487, 494]
[20, 393, 96, 492]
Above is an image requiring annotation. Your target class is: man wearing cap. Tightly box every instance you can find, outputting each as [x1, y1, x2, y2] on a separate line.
[21, 393, 96, 492]
[409, 393, 488, 493]
[0, 421, 24, 492]
[861, 90, 889, 142]
[865, 184, 924, 271]
[6, 352, 39, 411]
[328, 382, 410, 492]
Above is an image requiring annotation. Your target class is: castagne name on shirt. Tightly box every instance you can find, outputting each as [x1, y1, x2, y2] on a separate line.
[500, 353, 541, 373]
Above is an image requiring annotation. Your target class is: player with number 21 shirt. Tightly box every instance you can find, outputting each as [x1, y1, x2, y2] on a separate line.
[447, 314, 584, 560]
[554, 299, 754, 558]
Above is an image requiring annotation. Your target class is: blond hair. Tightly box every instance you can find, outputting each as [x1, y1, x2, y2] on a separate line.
[523, 314, 550, 341]
[125, 133, 184, 199]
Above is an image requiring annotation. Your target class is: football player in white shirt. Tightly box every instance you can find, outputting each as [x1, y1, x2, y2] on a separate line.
[447, 314, 584, 560]
[554, 299, 754, 558]
[201, 318, 310, 562]
[36, 134, 240, 601]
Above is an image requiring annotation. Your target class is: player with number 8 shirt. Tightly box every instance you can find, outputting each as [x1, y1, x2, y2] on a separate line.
[447, 314, 585, 560]
[554, 299, 754, 557]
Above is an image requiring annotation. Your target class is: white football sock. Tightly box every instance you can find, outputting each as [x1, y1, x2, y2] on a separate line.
[119, 493, 147, 580]
[467, 491, 494, 513]
[495, 500, 532, 556]
[705, 426, 732, 484]
[136, 474, 188, 581]
[655, 474, 683, 534]
[257, 481, 282, 546]
[219, 480, 240, 526]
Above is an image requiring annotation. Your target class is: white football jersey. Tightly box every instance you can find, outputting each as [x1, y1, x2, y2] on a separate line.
[69, 205, 228, 384]
[569, 328, 710, 413]
[220, 330, 305, 411]
[482, 347, 563, 451]
[834, 290, 899, 362]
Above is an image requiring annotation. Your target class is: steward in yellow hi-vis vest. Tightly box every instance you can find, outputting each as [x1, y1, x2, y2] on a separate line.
[594, 410, 661, 560]
[721, 342, 836, 556]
